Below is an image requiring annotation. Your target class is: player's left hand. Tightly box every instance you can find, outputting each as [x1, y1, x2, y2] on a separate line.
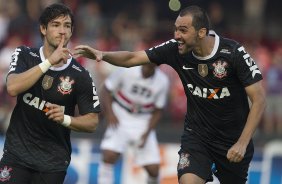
[45, 103, 65, 124]
[227, 142, 247, 163]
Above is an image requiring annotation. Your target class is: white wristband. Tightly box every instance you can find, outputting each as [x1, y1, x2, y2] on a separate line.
[39, 59, 52, 73]
[62, 115, 71, 127]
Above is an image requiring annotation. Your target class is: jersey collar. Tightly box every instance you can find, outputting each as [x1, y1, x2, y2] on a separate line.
[192, 30, 219, 60]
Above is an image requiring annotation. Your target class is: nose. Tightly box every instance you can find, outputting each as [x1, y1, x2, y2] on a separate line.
[174, 31, 180, 39]
[59, 25, 67, 34]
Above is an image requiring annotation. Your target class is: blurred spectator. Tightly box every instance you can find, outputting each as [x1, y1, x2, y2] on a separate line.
[160, 65, 186, 124]
[0, 34, 21, 134]
[208, 1, 227, 35]
[139, 0, 158, 43]
[5, 0, 31, 45]
[263, 47, 282, 135]
[0, 0, 9, 47]
[111, 12, 141, 50]
[0, 34, 23, 96]
[243, 0, 266, 39]
[75, 1, 105, 44]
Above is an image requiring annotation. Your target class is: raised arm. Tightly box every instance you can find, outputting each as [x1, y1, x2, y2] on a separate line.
[74, 45, 150, 67]
[7, 35, 71, 96]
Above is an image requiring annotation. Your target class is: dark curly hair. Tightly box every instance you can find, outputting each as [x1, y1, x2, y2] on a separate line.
[39, 3, 74, 38]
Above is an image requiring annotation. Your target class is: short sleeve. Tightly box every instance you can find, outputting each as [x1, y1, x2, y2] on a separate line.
[7, 46, 29, 75]
[145, 39, 178, 66]
[76, 71, 101, 114]
[233, 45, 263, 87]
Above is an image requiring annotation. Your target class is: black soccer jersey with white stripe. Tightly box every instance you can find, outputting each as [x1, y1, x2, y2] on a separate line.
[145, 33, 262, 145]
[2, 46, 100, 171]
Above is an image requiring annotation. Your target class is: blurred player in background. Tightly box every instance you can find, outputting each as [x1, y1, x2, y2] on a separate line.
[98, 63, 169, 184]
[0, 3, 100, 184]
[74, 5, 266, 184]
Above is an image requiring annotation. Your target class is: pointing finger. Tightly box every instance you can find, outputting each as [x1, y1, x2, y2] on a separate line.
[59, 35, 65, 48]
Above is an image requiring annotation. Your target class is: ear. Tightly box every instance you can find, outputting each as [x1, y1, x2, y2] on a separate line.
[40, 25, 47, 37]
[198, 28, 207, 38]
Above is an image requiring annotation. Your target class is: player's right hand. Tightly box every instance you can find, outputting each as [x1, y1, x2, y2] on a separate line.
[48, 35, 71, 65]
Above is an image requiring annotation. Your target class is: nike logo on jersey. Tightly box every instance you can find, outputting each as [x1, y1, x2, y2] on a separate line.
[187, 83, 230, 99]
[237, 46, 261, 78]
[182, 66, 194, 70]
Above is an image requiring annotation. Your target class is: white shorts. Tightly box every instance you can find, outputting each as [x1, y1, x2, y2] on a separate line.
[100, 125, 160, 166]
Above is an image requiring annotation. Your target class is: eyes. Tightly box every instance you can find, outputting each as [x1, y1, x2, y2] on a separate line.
[51, 23, 72, 29]
[174, 27, 189, 34]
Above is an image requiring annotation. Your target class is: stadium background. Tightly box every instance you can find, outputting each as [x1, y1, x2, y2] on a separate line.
[0, 0, 281, 183]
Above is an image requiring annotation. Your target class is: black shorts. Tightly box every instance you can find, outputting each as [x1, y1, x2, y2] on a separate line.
[0, 162, 66, 184]
[177, 130, 254, 184]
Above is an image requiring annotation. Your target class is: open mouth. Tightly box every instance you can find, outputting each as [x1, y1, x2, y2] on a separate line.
[178, 41, 184, 50]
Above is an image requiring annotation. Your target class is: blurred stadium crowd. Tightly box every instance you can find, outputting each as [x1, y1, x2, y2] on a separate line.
[0, 0, 281, 143]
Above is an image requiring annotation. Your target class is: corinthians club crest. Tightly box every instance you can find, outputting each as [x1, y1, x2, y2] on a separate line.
[177, 153, 190, 170]
[212, 60, 228, 79]
[58, 76, 75, 95]
[0, 166, 12, 182]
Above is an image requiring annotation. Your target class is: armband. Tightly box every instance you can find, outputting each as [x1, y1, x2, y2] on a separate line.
[62, 115, 71, 127]
[39, 59, 52, 73]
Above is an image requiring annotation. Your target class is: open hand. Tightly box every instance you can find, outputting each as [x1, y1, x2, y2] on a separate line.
[73, 45, 103, 62]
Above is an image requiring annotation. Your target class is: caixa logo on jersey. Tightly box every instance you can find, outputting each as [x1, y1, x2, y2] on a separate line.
[23, 93, 65, 112]
[237, 46, 261, 78]
[187, 83, 230, 99]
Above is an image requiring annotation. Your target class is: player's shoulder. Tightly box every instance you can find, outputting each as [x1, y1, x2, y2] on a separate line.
[70, 58, 86, 71]
[14, 45, 38, 54]
[218, 35, 241, 53]
[148, 39, 178, 51]
[69, 58, 92, 77]
[13, 45, 40, 59]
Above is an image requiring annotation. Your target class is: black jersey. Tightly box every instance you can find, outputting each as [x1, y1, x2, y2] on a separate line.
[145, 33, 262, 145]
[2, 46, 101, 172]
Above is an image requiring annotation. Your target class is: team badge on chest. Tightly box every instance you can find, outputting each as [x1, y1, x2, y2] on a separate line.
[198, 64, 208, 77]
[212, 60, 228, 79]
[58, 76, 75, 95]
[42, 75, 54, 90]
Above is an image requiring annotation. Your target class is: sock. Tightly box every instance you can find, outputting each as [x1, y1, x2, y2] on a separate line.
[147, 176, 160, 184]
[98, 162, 114, 184]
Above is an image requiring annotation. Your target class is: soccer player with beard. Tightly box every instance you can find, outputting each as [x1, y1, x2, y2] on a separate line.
[0, 3, 100, 184]
[74, 5, 265, 184]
